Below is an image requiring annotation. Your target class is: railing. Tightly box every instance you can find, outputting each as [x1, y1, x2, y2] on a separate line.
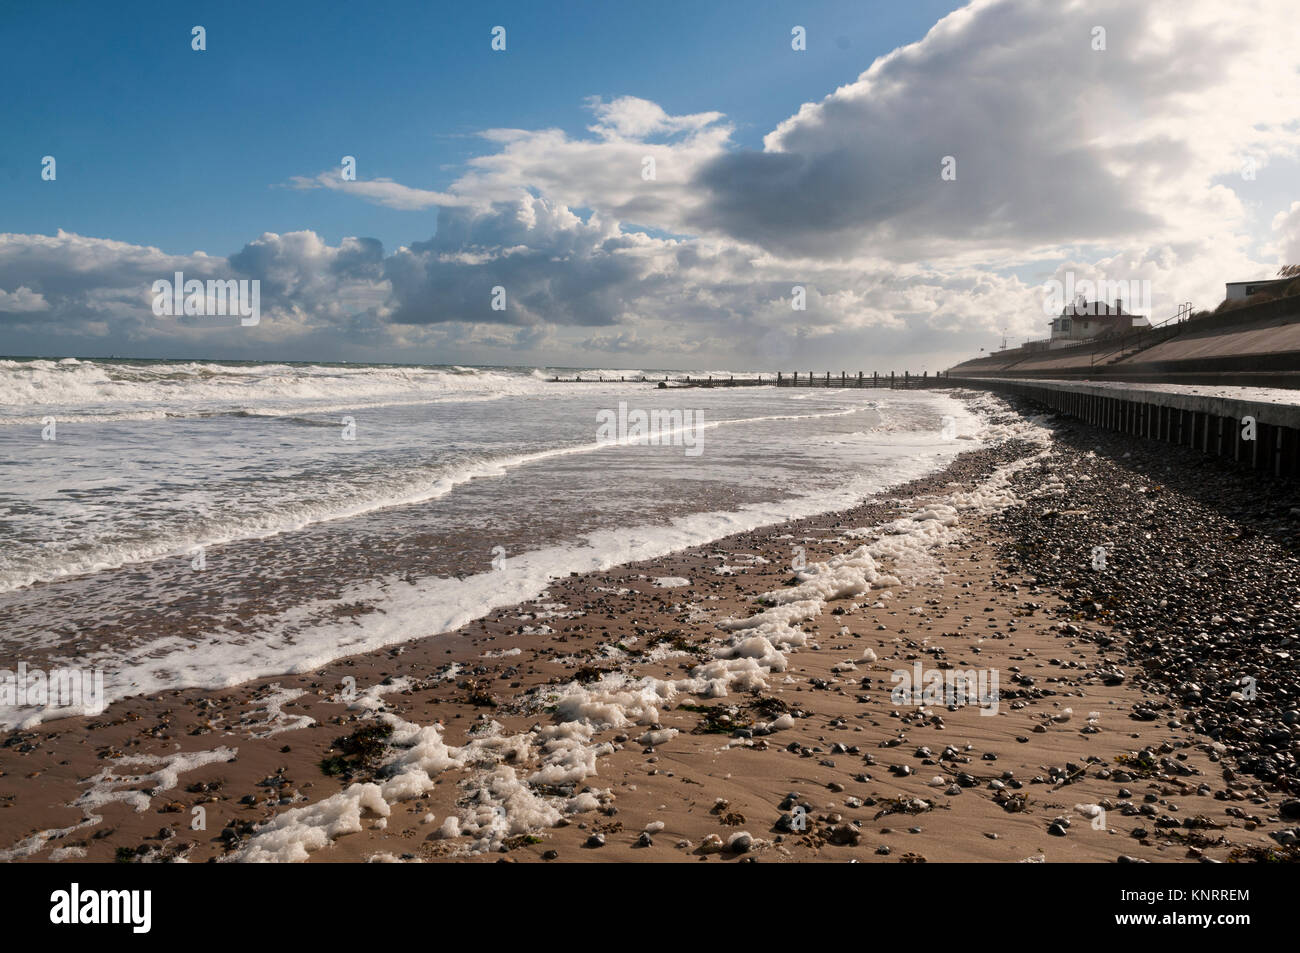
[547, 371, 951, 388]
[775, 371, 945, 389]
[1089, 302, 1193, 368]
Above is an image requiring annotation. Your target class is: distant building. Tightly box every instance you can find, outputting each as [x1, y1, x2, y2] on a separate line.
[1048, 300, 1149, 347]
[1224, 278, 1290, 301]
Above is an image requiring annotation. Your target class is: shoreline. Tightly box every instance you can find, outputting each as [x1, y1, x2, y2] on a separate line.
[0, 390, 972, 711]
[2, 393, 1298, 863]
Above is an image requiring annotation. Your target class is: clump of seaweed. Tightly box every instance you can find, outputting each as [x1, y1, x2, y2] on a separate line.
[320, 722, 393, 779]
[1114, 751, 1159, 777]
[1163, 828, 1229, 849]
[1227, 843, 1300, 863]
[570, 666, 608, 685]
[502, 834, 545, 850]
[680, 703, 752, 735]
[648, 633, 705, 656]
[874, 796, 934, 820]
[750, 695, 789, 718]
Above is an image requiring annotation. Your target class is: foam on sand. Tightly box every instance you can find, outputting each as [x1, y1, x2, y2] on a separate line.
[227, 406, 1049, 861]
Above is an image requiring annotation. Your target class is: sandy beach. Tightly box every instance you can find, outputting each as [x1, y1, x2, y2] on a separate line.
[2, 391, 1296, 864]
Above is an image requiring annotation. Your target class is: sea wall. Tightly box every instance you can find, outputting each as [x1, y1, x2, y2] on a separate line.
[950, 378, 1300, 479]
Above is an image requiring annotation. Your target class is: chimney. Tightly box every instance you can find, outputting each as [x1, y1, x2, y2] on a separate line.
[1114, 298, 1122, 314]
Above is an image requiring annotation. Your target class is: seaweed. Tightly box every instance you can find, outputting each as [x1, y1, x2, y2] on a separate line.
[319, 722, 393, 779]
[680, 703, 752, 735]
[874, 796, 934, 820]
[570, 666, 608, 684]
[1227, 843, 1300, 863]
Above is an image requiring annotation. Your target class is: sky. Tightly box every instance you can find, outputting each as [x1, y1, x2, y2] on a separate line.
[1, 0, 1298, 371]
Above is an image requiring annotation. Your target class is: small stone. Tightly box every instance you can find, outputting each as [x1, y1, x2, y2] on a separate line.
[727, 832, 754, 853]
[700, 834, 725, 854]
[828, 824, 860, 846]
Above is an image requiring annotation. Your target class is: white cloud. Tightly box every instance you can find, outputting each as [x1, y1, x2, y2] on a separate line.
[1272, 201, 1300, 266]
[0, 286, 49, 313]
[691, 0, 1300, 260]
[586, 95, 725, 140]
[287, 171, 464, 211]
[6, 0, 1300, 367]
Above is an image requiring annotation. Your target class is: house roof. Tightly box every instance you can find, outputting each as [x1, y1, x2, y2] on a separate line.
[1060, 301, 1132, 317]
[1225, 278, 1289, 288]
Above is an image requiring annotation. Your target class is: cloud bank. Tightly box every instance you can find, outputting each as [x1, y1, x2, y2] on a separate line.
[4, 0, 1298, 368]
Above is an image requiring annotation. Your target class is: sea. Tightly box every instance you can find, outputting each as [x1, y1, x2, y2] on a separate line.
[0, 356, 994, 724]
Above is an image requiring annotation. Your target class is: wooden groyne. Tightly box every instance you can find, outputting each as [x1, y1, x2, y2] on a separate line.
[549, 371, 950, 389]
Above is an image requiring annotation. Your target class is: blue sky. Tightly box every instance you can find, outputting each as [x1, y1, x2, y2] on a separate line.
[1, 0, 1297, 368]
[2, 0, 960, 256]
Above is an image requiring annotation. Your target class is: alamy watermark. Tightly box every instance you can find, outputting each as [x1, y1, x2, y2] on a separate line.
[1042, 272, 1151, 316]
[152, 271, 260, 326]
[50, 883, 150, 933]
[890, 661, 999, 715]
[0, 663, 106, 716]
[596, 401, 704, 457]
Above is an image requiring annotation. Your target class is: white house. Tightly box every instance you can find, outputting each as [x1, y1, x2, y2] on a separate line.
[1224, 278, 1290, 301]
[1048, 300, 1149, 347]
